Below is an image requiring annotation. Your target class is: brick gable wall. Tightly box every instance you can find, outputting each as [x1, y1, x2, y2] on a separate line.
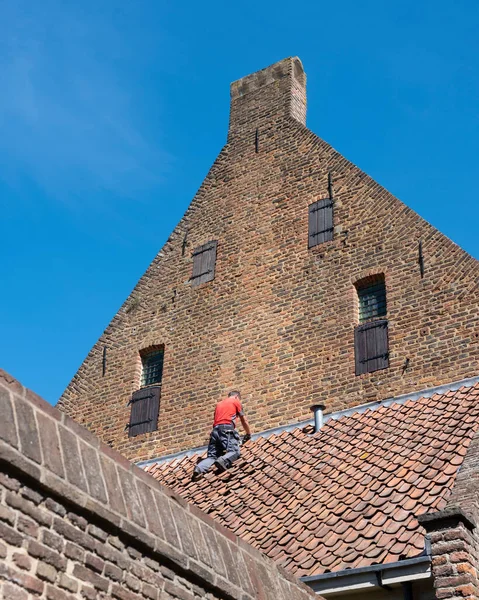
[58, 57, 479, 462]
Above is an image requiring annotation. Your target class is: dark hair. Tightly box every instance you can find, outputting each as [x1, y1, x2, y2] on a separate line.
[228, 390, 241, 399]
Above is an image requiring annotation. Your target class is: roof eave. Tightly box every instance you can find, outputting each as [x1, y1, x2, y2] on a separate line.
[300, 554, 432, 596]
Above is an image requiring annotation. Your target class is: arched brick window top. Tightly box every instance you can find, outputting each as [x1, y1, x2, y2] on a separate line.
[355, 274, 387, 323]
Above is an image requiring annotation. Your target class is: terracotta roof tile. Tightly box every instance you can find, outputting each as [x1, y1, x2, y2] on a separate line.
[145, 382, 479, 577]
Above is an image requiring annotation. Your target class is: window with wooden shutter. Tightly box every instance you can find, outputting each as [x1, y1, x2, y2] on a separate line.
[191, 240, 218, 286]
[308, 199, 333, 248]
[127, 386, 161, 437]
[126, 347, 164, 437]
[354, 275, 389, 375]
[354, 319, 389, 375]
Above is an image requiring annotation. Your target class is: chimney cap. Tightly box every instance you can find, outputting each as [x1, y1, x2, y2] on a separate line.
[228, 57, 307, 139]
[310, 404, 326, 412]
[230, 56, 305, 101]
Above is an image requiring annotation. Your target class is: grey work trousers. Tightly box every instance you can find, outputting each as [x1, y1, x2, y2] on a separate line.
[195, 426, 241, 474]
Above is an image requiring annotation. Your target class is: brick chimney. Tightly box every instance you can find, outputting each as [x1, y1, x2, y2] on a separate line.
[228, 57, 306, 142]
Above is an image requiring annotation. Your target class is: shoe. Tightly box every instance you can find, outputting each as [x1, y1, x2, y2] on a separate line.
[191, 469, 203, 481]
[214, 457, 229, 472]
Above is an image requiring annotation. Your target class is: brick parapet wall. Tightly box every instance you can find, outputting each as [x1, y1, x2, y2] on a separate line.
[418, 425, 479, 599]
[447, 433, 479, 526]
[419, 509, 479, 600]
[0, 369, 318, 600]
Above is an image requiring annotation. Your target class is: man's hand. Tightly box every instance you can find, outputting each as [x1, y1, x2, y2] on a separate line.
[242, 433, 251, 444]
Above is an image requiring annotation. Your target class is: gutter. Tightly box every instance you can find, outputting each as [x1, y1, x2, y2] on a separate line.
[300, 549, 432, 596]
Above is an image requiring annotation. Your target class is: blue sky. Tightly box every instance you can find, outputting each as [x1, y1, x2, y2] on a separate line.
[1, 0, 478, 405]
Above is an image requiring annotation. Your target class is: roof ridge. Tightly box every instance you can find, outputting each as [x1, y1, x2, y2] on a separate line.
[138, 374, 479, 468]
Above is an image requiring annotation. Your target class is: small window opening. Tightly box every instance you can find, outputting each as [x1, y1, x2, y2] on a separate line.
[127, 347, 164, 437]
[357, 277, 387, 322]
[141, 348, 164, 387]
[191, 240, 218, 286]
[354, 275, 389, 375]
[308, 175, 334, 248]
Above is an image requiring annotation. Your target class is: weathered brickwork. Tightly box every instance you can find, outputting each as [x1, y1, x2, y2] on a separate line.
[418, 423, 479, 600]
[0, 370, 318, 600]
[447, 432, 479, 526]
[58, 57, 479, 461]
[420, 510, 479, 600]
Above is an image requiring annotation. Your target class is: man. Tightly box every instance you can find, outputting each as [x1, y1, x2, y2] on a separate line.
[192, 391, 251, 480]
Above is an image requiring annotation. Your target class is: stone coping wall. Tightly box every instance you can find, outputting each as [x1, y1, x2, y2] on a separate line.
[0, 369, 318, 600]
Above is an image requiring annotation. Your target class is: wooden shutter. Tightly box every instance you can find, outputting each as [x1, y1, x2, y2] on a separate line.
[354, 319, 389, 375]
[191, 241, 217, 286]
[127, 386, 161, 437]
[308, 199, 333, 248]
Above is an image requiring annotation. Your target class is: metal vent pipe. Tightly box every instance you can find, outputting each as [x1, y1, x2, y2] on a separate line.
[310, 404, 326, 433]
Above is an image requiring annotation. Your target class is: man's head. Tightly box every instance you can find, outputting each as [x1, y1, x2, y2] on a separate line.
[227, 390, 241, 400]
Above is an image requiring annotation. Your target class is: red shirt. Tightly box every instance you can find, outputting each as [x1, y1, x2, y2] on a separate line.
[213, 397, 244, 428]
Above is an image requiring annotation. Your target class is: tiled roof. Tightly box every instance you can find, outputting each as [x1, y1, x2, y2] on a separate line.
[145, 383, 479, 577]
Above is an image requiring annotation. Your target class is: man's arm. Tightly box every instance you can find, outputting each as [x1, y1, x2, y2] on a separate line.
[239, 414, 251, 435]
